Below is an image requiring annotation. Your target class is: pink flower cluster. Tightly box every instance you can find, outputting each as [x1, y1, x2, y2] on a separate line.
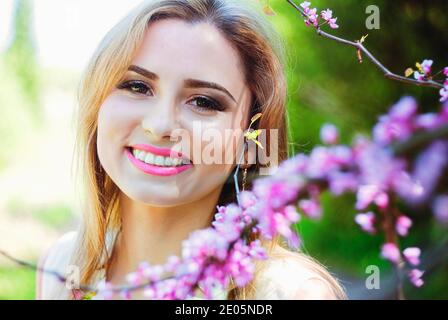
[381, 243, 424, 287]
[441, 67, 448, 102]
[300, 1, 339, 29]
[411, 59, 448, 102]
[96, 203, 272, 300]
[294, 96, 446, 288]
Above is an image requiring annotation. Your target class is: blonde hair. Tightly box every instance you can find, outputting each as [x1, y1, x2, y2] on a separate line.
[69, 0, 346, 300]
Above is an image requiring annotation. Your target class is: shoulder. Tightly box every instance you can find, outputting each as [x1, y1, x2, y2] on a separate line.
[253, 245, 346, 300]
[36, 231, 78, 300]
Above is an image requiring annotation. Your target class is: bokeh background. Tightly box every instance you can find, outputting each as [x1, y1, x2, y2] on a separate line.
[0, 0, 447, 299]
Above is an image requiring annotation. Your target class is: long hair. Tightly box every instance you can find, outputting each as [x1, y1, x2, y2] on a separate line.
[68, 0, 346, 300]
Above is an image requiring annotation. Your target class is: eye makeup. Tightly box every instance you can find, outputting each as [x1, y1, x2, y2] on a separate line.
[116, 75, 229, 113]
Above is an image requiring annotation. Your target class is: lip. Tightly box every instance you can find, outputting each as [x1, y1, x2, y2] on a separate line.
[125, 147, 193, 177]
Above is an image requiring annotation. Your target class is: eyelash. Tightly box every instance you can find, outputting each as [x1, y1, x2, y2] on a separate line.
[117, 80, 226, 112]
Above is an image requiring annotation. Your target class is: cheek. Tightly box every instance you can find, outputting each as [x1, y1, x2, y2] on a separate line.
[97, 97, 140, 143]
[190, 113, 247, 179]
[96, 97, 141, 168]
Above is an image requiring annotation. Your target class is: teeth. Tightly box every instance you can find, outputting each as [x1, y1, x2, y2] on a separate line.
[132, 148, 189, 167]
[137, 151, 146, 161]
[154, 156, 164, 166]
[144, 153, 154, 164]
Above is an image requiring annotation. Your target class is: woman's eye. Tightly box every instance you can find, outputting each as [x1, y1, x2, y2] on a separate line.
[117, 80, 153, 96]
[189, 96, 226, 112]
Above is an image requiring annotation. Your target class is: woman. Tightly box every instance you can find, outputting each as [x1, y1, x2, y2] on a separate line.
[36, 0, 346, 300]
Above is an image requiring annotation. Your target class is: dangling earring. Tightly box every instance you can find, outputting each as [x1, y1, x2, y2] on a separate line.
[234, 112, 263, 205]
[242, 166, 248, 191]
[233, 141, 247, 198]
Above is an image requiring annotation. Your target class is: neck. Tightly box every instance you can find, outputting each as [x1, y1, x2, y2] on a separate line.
[107, 187, 223, 285]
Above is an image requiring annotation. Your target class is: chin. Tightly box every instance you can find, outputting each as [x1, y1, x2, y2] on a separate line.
[123, 187, 187, 206]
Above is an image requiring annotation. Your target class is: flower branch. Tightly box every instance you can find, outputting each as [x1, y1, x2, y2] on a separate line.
[286, 0, 447, 97]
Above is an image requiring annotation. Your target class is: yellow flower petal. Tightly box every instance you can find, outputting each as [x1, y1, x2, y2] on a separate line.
[405, 68, 414, 77]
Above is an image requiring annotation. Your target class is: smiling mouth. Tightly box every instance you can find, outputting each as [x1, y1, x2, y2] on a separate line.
[125, 146, 193, 177]
[126, 147, 192, 167]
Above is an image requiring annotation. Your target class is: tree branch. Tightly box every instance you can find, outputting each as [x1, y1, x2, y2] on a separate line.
[286, 0, 444, 90]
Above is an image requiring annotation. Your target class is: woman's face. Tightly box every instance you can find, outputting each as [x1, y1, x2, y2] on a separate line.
[97, 18, 252, 206]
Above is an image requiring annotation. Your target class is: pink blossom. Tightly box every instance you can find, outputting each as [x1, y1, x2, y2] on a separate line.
[354, 212, 376, 234]
[403, 247, 421, 266]
[320, 9, 338, 28]
[443, 67, 448, 76]
[374, 192, 389, 209]
[356, 185, 388, 210]
[328, 17, 339, 29]
[409, 141, 448, 204]
[299, 198, 322, 219]
[440, 86, 448, 102]
[415, 113, 443, 130]
[408, 269, 424, 287]
[373, 96, 418, 145]
[301, 3, 338, 29]
[393, 171, 424, 201]
[420, 59, 433, 74]
[328, 171, 358, 196]
[248, 239, 268, 260]
[390, 96, 418, 120]
[381, 243, 401, 264]
[238, 191, 257, 209]
[225, 240, 258, 287]
[305, 146, 341, 179]
[145, 265, 164, 282]
[433, 195, 448, 224]
[277, 154, 308, 176]
[126, 272, 142, 286]
[121, 290, 132, 300]
[283, 205, 301, 223]
[307, 8, 319, 26]
[321, 9, 333, 20]
[300, 1, 311, 13]
[253, 177, 302, 210]
[414, 71, 424, 81]
[164, 255, 181, 273]
[396, 215, 412, 237]
[72, 290, 84, 300]
[441, 101, 448, 120]
[414, 59, 433, 80]
[320, 123, 339, 145]
[96, 281, 114, 300]
[356, 185, 378, 210]
[143, 286, 156, 299]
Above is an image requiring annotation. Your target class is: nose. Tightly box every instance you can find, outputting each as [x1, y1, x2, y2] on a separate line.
[141, 97, 180, 142]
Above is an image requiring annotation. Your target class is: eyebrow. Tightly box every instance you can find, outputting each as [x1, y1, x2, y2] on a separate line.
[128, 65, 237, 103]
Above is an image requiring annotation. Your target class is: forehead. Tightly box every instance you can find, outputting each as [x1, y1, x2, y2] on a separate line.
[132, 18, 249, 101]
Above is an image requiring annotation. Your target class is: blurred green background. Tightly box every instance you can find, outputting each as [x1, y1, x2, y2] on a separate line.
[0, 0, 447, 299]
